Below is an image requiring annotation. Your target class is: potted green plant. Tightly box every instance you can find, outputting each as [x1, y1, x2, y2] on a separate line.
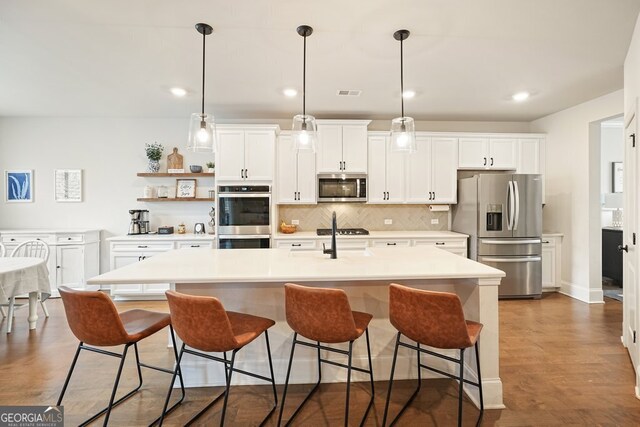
[145, 142, 164, 173]
[206, 161, 215, 173]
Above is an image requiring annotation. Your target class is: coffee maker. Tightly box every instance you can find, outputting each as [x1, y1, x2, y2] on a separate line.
[128, 209, 150, 235]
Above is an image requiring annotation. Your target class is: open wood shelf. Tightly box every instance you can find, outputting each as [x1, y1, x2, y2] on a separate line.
[136, 198, 215, 202]
[137, 172, 215, 177]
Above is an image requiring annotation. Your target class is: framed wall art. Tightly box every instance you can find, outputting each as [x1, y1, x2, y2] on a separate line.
[612, 161, 623, 193]
[5, 170, 33, 203]
[176, 179, 197, 198]
[55, 169, 83, 202]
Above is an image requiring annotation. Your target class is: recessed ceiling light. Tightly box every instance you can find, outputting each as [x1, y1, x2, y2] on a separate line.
[402, 90, 416, 99]
[512, 91, 530, 102]
[170, 87, 187, 97]
[283, 88, 298, 97]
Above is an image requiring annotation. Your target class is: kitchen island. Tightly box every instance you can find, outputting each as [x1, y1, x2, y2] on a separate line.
[88, 245, 506, 409]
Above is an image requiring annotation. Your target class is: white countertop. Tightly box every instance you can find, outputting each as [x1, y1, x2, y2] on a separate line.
[108, 233, 216, 241]
[0, 229, 101, 234]
[542, 232, 564, 237]
[274, 230, 469, 240]
[88, 246, 503, 285]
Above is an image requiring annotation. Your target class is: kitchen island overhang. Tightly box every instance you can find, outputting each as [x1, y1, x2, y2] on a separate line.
[88, 246, 506, 409]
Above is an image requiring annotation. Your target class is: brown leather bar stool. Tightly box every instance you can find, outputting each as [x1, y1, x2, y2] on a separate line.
[383, 283, 484, 427]
[277, 283, 375, 427]
[159, 290, 277, 427]
[56, 286, 185, 427]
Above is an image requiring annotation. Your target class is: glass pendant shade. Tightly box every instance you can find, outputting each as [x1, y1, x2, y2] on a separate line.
[390, 116, 416, 153]
[187, 113, 216, 153]
[292, 114, 318, 152]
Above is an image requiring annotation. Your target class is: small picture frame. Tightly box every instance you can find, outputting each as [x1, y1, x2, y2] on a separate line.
[55, 169, 83, 202]
[176, 179, 197, 198]
[5, 170, 34, 203]
[612, 162, 623, 193]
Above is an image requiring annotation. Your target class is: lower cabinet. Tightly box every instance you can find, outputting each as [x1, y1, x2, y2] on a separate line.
[108, 236, 216, 299]
[0, 230, 100, 297]
[541, 234, 563, 290]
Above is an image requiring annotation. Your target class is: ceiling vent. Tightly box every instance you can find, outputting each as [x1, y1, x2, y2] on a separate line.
[337, 90, 362, 97]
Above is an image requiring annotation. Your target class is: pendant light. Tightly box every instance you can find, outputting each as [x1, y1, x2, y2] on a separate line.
[291, 25, 318, 152]
[187, 23, 216, 153]
[390, 29, 416, 153]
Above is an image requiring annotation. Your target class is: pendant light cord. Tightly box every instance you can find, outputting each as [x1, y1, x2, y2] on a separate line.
[400, 37, 404, 119]
[201, 30, 206, 117]
[302, 34, 307, 117]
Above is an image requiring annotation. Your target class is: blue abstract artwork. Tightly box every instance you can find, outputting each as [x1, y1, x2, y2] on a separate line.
[5, 170, 33, 202]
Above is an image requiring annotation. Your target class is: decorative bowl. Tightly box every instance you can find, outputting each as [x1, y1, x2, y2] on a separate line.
[189, 165, 203, 173]
[280, 223, 297, 234]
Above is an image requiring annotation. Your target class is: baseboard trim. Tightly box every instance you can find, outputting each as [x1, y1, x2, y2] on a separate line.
[559, 281, 604, 303]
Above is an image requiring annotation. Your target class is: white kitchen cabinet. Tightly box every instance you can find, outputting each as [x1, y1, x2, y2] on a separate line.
[517, 137, 546, 204]
[108, 235, 216, 299]
[412, 237, 468, 257]
[405, 136, 457, 204]
[371, 239, 411, 247]
[458, 137, 516, 170]
[0, 230, 100, 297]
[367, 134, 405, 203]
[274, 240, 317, 250]
[276, 132, 317, 204]
[542, 234, 562, 290]
[316, 120, 370, 173]
[216, 126, 277, 181]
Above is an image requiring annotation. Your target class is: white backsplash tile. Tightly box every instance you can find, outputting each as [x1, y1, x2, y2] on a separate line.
[278, 204, 449, 231]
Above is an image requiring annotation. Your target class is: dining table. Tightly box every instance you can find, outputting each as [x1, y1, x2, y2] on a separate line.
[0, 257, 51, 331]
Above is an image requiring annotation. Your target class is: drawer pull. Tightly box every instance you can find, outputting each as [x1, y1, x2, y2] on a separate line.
[542, 240, 550, 244]
[435, 242, 445, 245]
[10, 238, 15, 241]
[190, 245, 200, 248]
[56, 266, 61, 269]
[137, 245, 148, 248]
[387, 243, 397, 246]
[291, 244, 302, 247]
[67, 237, 72, 240]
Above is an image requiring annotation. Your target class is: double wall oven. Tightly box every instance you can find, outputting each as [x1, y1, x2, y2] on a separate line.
[218, 185, 271, 249]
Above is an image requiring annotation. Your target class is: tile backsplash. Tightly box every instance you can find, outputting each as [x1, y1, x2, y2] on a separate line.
[278, 204, 449, 231]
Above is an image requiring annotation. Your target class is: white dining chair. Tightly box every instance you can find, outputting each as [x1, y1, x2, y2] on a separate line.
[0, 242, 5, 319]
[3, 240, 51, 333]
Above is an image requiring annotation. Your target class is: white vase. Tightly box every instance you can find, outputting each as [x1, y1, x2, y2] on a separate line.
[148, 159, 160, 173]
[208, 168, 215, 173]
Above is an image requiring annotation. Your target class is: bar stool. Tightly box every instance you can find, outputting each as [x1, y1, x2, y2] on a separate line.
[56, 286, 185, 426]
[382, 283, 484, 427]
[278, 283, 375, 427]
[159, 290, 277, 427]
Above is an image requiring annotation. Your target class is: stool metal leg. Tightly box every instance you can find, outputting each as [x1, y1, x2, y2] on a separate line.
[219, 349, 237, 427]
[457, 348, 466, 427]
[277, 332, 297, 427]
[382, 332, 402, 427]
[344, 340, 353, 427]
[475, 341, 484, 427]
[264, 330, 278, 419]
[102, 344, 131, 426]
[361, 328, 375, 427]
[57, 342, 83, 406]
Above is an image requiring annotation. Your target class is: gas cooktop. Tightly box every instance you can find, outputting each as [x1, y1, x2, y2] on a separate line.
[316, 228, 370, 236]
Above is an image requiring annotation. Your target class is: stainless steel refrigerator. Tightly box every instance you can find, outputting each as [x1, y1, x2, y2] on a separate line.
[452, 174, 543, 298]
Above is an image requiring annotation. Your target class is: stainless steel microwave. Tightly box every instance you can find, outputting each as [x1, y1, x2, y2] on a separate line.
[317, 173, 367, 202]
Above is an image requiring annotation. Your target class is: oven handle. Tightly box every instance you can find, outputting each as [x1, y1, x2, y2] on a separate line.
[481, 256, 541, 263]
[218, 193, 271, 198]
[218, 235, 271, 239]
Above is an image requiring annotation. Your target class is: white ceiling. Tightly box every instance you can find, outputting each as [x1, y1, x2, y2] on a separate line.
[1, 0, 639, 121]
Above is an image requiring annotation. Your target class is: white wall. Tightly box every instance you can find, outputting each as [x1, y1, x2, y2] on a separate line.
[530, 90, 623, 303]
[0, 117, 217, 271]
[600, 120, 624, 227]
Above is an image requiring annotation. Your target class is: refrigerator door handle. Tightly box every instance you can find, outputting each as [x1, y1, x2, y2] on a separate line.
[480, 239, 542, 245]
[482, 256, 542, 263]
[513, 180, 520, 231]
[506, 181, 514, 230]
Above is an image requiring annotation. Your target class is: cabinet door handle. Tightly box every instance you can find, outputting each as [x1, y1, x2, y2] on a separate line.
[387, 242, 397, 246]
[619, 245, 629, 253]
[292, 243, 302, 247]
[138, 256, 142, 261]
[435, 242, 445, 245]
[190, 245, 200, 248]
[245, 169, 248, 178]
[137, 245, 148, 248]
[10, 238, 15, 241]
[490, 157, 494, 166]
[67, 237, 72, 240]
[542, 240, 550, 244]
[483, 157, 487, 166]
[432, 192, 436, 200]
[56, 265, 61, 269]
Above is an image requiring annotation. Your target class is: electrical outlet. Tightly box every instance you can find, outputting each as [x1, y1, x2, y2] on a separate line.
[291, 219, 300, 225]
[431, 219, 439, 225]
[384, 219, 393, 225]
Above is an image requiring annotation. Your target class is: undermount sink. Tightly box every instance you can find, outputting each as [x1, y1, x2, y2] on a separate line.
[288, 248, 374, 258]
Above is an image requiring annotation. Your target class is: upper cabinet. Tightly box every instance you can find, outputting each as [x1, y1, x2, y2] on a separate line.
[517, 137, 546, 203]
[316, 120, 370, 173]
[276, 132, 317, 204]
[216, 125, 278, 181]
[367, 134, 405, 203]
[458, 137, 516, 170]
[406, 136, 458, 204]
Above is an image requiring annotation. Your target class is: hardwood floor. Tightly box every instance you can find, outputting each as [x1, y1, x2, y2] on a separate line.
[0, 293, 638, 426]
